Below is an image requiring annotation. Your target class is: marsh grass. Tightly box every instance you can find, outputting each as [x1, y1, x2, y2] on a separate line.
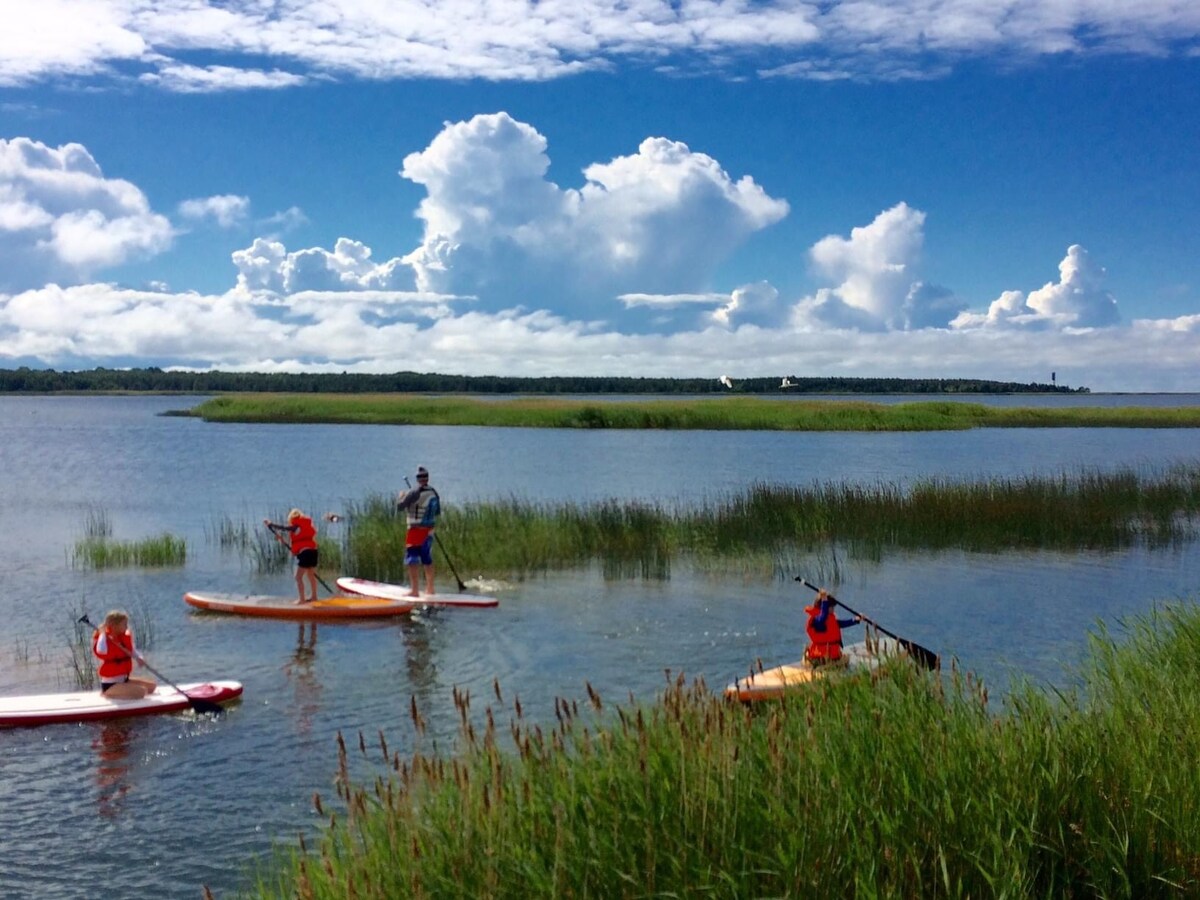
[267, 466, 1200, 583]
[186, 393, 1200, 431]
[71, 533, 187, 568]
[246, 601, 1200, 899]
[208, 515, 253, 551]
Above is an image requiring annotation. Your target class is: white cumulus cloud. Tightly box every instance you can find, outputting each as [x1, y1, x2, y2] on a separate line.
[400, 112, 788, 322]
[232, 237, 419, 295]
[793, 202, 964, 330]
[0, 137, 173, 290]
[952, 244, 1120, 330]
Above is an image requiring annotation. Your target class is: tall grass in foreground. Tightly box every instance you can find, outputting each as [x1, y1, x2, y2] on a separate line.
[297, 465, 1200, 583]
[247, 601, 1200, 899]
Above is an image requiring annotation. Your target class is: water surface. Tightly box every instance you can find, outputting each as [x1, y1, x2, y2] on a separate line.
[1, 394, 1198, 898]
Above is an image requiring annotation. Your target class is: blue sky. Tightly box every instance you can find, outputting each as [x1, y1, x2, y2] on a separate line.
[1, 2, 1198, 390]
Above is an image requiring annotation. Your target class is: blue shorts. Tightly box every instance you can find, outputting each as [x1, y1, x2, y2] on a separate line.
[405, 534, 434, 566]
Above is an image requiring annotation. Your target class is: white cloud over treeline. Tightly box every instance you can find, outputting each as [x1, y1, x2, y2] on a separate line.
[0, 121, 1198, 390]
[2, 0, 1199, 90]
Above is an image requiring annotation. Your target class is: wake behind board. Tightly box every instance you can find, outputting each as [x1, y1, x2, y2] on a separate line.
[0, 681, 243, 728]
[337, 576, 499, 609]
[726, 638, 900, 703]
[185, 591, 416, 620]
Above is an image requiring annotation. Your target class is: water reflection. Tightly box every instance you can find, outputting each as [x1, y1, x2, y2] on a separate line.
[399, 617, 436, 704]
[284, 623, 321, 736]
[92, 718, 135, 819]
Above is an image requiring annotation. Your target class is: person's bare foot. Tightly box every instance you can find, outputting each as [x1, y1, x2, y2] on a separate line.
[406, 590, 420, 598]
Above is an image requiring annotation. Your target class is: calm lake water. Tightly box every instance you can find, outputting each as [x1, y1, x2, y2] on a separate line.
[1, 394, 1199, 898]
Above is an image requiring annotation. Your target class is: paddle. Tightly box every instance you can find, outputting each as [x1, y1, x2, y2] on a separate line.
[795, 578, 941, 671]
[403, 475, 467, 592]
[78, 615, 226, 715]
[264, 521, 335, 595]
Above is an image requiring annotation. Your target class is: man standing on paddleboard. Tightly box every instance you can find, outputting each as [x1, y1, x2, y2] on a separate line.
[396, 466, 441, 597]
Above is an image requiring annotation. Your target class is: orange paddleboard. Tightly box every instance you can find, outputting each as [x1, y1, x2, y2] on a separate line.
[185, 591, 415, 620]
[726, 638, 900, 702]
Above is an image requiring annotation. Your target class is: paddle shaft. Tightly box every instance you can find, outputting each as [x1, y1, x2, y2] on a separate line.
[796, 578, 940, 670]
[404, 476, 467, 591]
[78, 615, 224, 714]
[265, 523, 335, 595]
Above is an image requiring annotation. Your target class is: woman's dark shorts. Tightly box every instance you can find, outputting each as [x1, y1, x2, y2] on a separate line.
[296, 549, 319, 568]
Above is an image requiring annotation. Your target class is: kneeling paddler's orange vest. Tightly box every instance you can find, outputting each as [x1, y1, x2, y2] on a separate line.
[92, 627, 134, 679]
[804, 603, 844, 662]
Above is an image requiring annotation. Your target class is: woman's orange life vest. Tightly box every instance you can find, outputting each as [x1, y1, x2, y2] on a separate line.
[804, 602, 844, 661]
[92, 627, 134, 679]
[288, 515, 317, 554]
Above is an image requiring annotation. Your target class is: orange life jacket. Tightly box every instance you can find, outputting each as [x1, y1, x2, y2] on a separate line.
[289, 515, 317, 553]
[804, 602, 844, 661]
[92, 627, 134, 679]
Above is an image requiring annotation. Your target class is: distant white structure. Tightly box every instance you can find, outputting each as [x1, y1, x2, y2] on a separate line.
[780, 376, 794, 388]
[719, 375, 734, 389]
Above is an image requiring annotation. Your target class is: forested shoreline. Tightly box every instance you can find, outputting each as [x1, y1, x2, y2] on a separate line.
[0, 367, 1085, 395]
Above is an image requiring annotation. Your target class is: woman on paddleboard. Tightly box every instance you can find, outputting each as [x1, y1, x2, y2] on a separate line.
[396, 466, 440, 597]
[804, 590, 862, 666]
[265, 509, 320, 604]
[92, 610, 157, 699]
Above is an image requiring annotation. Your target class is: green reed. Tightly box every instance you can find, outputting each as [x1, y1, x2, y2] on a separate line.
[184, 394, 1200, 431]
[292, 465, 1200, 583]
[71, 533, 187, 568]
[245, 600, 1200, 899]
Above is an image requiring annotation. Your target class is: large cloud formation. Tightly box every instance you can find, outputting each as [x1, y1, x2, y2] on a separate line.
[1, 119, 1199, 390]
[3, 1, 1199, 89]
[399, 113, 789, 322]
[0, 137, 173, 291]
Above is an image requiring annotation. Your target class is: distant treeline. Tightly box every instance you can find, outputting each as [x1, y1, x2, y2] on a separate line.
[0, 367, 1086, 395]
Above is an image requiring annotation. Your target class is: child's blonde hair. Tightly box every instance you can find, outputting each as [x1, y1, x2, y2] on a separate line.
[103, 609, 130, 630]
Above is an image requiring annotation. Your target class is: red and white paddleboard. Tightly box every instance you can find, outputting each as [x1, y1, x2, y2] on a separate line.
[336, 577, 499, 609]
[0, 681, 243, 728]
[185, 591, 416, 619]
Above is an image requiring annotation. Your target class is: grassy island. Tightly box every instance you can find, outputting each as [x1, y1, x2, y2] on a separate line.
[179, 394, 1200, 431]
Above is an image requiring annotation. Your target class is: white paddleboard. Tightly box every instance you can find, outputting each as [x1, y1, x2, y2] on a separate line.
[0, 681, 243, 728]
[336, 576, 499, 608]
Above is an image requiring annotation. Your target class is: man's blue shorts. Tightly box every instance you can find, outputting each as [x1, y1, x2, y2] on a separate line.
[405, 534, 434, 566]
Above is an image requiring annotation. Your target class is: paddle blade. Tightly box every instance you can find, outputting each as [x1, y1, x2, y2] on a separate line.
[187, 697, 226, 716]
[897, 638, 941, 671]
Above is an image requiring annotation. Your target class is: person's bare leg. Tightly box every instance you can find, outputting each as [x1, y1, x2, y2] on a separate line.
[306, 569, 319, 602]
[294, 569, 306, 603]
[102, 679, 153, 700]
[406, 562, 421, 597]
[424, 564, 436, 596]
